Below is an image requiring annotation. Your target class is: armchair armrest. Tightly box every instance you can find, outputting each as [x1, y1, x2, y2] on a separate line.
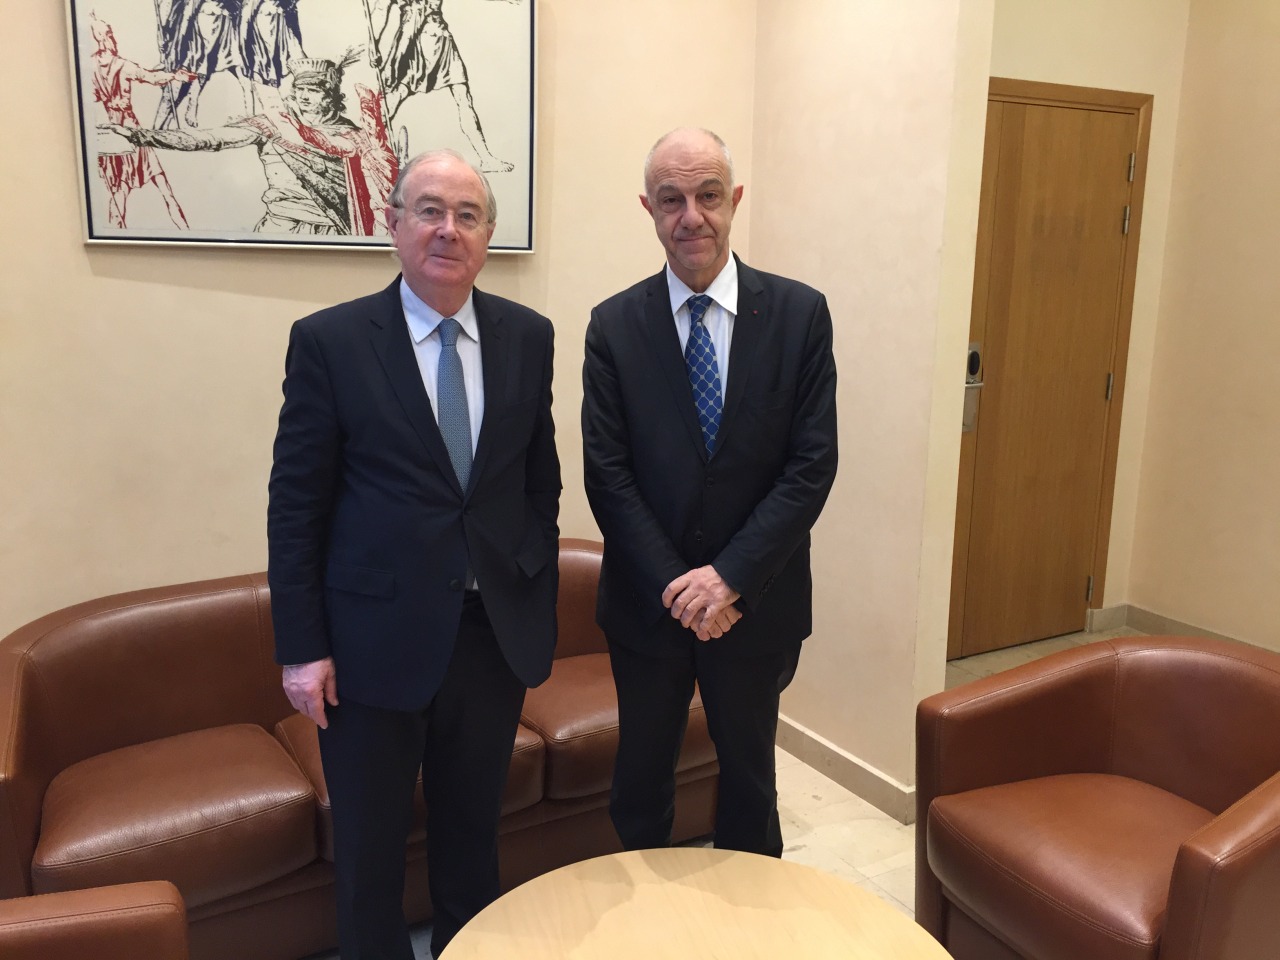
[1162, 772, 1280, 960]
[0, 880, 187, 960]
[0, 646, 50, 897]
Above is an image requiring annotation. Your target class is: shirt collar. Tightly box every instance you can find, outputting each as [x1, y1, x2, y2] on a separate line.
[665, 254, 739, 318]
[400, 277, 479, 344]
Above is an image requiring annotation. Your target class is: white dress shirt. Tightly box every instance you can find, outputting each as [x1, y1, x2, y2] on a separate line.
[665, 254, 738, 390]
[400, 278, 484, 452]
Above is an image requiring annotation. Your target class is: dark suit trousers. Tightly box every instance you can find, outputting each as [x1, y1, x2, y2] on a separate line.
[607, 636, 801, 858]
[318, 594, 525, 960]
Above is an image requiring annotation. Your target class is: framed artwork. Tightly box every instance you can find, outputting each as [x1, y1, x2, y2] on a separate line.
[66, 0, 535, 251]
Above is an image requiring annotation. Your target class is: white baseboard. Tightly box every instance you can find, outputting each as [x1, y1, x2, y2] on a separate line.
[1123, 605, 1242, 644]
[776, 715, 916, 825]
[1089, 603, 1247, 646]
[1086, 604, 1128, 632]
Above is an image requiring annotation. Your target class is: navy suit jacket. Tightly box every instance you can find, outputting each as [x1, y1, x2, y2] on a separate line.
[582, 257, 838, 658]
[268, 278, 560, 710]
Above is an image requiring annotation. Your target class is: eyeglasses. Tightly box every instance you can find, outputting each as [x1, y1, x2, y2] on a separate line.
[394, 203, 490, 232]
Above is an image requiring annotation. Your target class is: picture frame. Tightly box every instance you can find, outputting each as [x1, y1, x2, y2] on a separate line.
[66, 0, 535, 251]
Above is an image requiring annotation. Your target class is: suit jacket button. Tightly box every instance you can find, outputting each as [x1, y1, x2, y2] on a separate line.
[694, 531, 704, 543]
[449, 579, 463, 591]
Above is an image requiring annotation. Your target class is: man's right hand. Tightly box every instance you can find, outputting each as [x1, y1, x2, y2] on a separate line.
[282, 657, 338, 729]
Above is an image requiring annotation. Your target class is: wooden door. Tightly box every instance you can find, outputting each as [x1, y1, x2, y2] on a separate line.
[949, 80, 1151, 659]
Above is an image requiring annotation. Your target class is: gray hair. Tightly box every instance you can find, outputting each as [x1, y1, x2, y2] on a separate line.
[388, 149, 497, 224]
[642, 128, 735, 198]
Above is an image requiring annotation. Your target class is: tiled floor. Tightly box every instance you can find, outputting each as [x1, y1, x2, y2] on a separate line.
[777, 742, 917, 915]
[317, 627, 1146, 956]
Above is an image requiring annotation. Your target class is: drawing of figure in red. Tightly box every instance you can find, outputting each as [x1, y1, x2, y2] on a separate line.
[90, 15, 195, 229]
[104, 56, 398, 237]
[279, 78, 399, 234]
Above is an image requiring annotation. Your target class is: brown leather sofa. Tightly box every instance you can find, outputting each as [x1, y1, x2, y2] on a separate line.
[916, 635, 1280, 960]
[0, 538, 718, 960]
[0, 881, 188, 960]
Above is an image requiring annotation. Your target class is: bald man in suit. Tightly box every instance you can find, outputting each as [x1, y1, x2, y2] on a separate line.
[583, 128, 838, 857]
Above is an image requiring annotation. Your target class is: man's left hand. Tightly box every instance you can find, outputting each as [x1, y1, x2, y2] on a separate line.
[663, 565, 741, 637]
[693, 604, 742, 642]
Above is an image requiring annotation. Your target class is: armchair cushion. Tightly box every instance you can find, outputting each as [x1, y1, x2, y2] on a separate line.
[930, 773, 1213, 960]
[32, 724, 315, 907]
[519, 652, 716, 799]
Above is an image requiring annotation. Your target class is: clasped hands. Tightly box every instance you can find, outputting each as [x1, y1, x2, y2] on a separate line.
[663, 565, 741, 641]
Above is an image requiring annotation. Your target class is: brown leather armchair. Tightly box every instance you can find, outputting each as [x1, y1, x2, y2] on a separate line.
[0, 881, 187, 960]
[916, 635, 1280, 960]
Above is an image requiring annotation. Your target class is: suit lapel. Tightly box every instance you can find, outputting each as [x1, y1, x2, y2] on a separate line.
[640, 271, 708, 460]
[367, 278, 465, 497]
[718, 257, 767, 452]
[469, 288, 506, 496]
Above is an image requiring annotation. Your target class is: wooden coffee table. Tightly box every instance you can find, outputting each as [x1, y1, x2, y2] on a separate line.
[444, 847, 952, 958]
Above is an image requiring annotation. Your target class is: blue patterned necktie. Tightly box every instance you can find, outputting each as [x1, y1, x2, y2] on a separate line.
[684, 294, 723, 455]
[436, 318, 472, 489]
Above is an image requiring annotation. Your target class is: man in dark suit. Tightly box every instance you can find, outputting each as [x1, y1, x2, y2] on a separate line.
[582, 127, 837, 858]
[268, 148, 559, 960]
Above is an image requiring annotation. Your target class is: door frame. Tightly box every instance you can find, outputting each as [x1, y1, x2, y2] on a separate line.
[947, 78, 1153, 659]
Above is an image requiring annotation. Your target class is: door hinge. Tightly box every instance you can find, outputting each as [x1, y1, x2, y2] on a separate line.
[1086, 576, 1095, 603]
[1127, 152, 1136, 182]
[1122, 205, 1131, 235]
[1105, 372, 1114, 401]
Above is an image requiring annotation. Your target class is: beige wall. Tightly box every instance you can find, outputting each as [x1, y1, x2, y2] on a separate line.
[0, 0, 758, 635]
[5, 0, 1000, 805]
[988, 0, 1193, 605]
[1127, 0, 1280, 651]
[753, 0, 991, 789]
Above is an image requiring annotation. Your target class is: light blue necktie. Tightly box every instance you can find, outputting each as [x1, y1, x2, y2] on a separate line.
[436, 318, 472, 489]
[684, 294, 723, 455]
